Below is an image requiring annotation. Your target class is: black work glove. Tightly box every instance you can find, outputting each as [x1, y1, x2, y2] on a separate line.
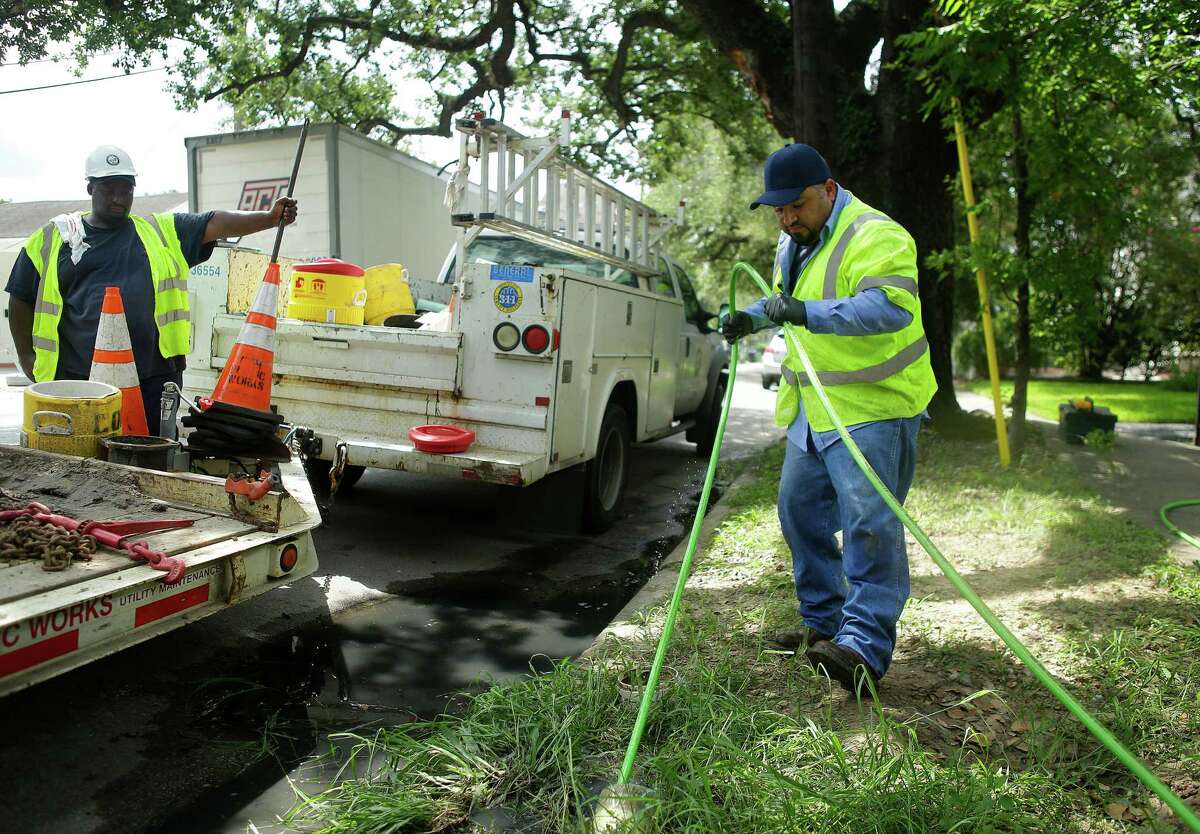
[762, 293, 808, 327]
[720, 311, 754, 344]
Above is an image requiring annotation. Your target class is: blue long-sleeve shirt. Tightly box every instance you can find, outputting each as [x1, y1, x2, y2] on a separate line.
[745, 185, 915, 451]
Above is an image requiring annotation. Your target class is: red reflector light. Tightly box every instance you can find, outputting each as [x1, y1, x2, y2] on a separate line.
[522, 324, 550, 354]
[279, 543, 298, 573]
[553, 329, 560, 351]
[535, 396, 550, 407]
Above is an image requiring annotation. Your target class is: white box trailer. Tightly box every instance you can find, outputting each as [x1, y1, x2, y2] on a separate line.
[186, 123, 469, 284]
[1, 238, 25, 368]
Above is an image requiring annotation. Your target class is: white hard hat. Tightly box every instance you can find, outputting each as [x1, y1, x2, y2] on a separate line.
[84, 145, 137, 180]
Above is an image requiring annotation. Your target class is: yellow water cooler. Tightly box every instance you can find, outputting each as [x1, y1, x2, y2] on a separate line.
[285, 258, 368, 325]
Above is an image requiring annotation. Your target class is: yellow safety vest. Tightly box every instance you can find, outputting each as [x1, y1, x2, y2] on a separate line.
[772, 195, 937, 432]
[22, 213, 192, 382]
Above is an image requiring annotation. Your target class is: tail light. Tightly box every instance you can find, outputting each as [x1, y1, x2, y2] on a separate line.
[269, 542, 300, 578]
[522, 324, 550, 354]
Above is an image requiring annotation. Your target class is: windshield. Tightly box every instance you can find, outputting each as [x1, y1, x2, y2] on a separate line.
[457, 236, 640, 288]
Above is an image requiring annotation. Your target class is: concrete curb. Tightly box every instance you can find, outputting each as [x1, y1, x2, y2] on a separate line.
[581, 463, 765, 660]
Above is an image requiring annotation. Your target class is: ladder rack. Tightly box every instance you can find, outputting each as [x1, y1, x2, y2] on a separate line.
[448, 113, 677, 283]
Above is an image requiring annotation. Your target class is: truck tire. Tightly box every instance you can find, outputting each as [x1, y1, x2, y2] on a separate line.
[693, 375, 727, 457]
[304, 458, 365, 493]
[583, 402, 630, 532]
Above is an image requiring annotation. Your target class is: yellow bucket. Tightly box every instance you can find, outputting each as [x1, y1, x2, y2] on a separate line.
[364, 263, 416, 325]
[286, 258, 367, 326]
[21, 380, 122, 459]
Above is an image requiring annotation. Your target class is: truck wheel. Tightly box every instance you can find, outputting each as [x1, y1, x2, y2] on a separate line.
[694, 376, 727, 457]
[304, 459, 365, 493]
[761, 374, 775, 390]
[583, 402, 630, 532]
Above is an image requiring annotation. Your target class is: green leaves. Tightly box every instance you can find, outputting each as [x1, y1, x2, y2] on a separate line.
[905, 0, 1200, 379]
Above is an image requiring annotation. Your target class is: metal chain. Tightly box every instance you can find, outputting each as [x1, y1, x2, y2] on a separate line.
[328, 441, 349, 505]
[0, 515, 97, 572]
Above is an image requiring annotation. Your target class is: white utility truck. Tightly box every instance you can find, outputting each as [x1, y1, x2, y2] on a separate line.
[0, 447, 321, 697]
[185, 115, 729, 529]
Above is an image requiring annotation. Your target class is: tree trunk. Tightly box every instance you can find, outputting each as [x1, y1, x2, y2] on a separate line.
[789, 0, 838, 147]
[1008, 106, 1033, 456]
[875, 0, 961, 422]
[1077, 354, 1107, 381]
[1009, 281, 1031, 452]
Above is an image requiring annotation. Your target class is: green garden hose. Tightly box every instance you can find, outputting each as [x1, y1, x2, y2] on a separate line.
[1161, 500, 1200, 551]
[616, 261, 1200, 832]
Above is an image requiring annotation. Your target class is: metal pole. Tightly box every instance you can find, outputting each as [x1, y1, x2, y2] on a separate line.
[953, 99, 1011, 467]
[269, 119, 309, 264]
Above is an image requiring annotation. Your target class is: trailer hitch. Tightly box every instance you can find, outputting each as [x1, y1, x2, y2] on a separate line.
[224, 468, 280, 532]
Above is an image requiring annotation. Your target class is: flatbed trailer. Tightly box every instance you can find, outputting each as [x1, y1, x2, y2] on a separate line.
[0, 445, 321, 697]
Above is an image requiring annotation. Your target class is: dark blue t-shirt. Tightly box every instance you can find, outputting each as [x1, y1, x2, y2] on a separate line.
[6, 212, 216, 380]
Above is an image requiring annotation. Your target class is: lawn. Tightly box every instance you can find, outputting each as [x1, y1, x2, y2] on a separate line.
[966, 378, 1196, 423]
[282, 433, 1200, 833]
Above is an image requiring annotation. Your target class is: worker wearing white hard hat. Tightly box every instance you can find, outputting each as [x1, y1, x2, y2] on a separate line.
[5, 144, 300, 430]
[84, 145, 138, 179]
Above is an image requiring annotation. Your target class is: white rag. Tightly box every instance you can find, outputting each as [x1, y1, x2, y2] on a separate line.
[443, 164, 468, 212]
[49, 211, 90, 265]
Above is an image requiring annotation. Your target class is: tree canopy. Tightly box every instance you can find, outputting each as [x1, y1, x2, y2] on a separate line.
[902, 0, 1199, 450]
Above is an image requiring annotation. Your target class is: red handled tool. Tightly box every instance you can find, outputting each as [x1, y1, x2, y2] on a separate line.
[0, 503, 194, 584]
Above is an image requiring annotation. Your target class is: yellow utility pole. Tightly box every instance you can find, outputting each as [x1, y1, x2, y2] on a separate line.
[953, 98, 1011, 467]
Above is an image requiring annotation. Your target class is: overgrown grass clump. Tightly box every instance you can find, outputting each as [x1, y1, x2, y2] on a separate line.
[287, 613, 1075, 833]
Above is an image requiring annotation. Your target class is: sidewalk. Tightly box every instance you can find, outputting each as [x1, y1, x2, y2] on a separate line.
[959, 389, 1200, 564]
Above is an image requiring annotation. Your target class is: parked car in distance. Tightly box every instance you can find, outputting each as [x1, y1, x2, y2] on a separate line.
[761, 332, 786, 389]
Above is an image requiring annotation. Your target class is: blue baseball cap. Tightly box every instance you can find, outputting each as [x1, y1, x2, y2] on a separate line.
[749, 143, 832, 210]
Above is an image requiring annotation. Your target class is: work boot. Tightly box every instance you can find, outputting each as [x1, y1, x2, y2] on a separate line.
[763, 625, 833, 653]
[805, 640, 879, 694]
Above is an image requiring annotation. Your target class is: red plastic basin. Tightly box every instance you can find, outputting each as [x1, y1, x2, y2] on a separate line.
[408, 424, 476, 454]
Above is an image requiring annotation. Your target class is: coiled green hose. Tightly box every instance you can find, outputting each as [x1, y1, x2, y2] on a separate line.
[616, 261, 1200, 832]
[1161, 500, 1200, 551]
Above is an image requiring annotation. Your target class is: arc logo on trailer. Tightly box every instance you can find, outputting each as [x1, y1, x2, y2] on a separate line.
[494, 282, 523, 313]
[238, 177, 290, 211]
[0, 564, 221, 680]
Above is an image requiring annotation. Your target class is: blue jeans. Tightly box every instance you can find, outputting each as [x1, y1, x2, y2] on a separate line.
[777, 416, 921, 677]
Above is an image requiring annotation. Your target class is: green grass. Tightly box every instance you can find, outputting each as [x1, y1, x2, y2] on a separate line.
[281, 433, 1200, 833]
[966, 379, 1196, 423]
[285, 631, 1074, 834]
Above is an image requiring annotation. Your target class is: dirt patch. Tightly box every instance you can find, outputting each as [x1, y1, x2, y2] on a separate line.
[0, 448, 157, 518]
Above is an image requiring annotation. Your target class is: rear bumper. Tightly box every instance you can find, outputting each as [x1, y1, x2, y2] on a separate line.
[320, 436, 547, 486]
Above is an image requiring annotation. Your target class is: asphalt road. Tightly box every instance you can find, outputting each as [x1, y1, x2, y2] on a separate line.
[0, 365, 779, 834]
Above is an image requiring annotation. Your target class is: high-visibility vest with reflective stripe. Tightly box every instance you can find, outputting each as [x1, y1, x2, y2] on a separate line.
[772, 195, 937, 432]
[23, 213, 192, 382]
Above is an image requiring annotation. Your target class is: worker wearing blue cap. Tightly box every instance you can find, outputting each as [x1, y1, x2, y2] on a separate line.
[721, 143, 937, 693]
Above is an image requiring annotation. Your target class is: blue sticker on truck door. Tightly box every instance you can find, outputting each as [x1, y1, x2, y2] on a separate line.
[489, 265, 535, 283]
[494, 282, 523, 313]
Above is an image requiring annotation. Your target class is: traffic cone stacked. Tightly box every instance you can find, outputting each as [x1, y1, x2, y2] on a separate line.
[182, 262, 290, 461]
[89, 286, 149, 436]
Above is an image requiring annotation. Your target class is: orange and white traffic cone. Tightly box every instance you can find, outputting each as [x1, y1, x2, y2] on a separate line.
[209, 262, 280, 414]
[89, 286, 148, 436]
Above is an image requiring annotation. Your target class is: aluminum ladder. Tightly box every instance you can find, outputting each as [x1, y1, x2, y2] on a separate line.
[447, 111, 682, 284]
